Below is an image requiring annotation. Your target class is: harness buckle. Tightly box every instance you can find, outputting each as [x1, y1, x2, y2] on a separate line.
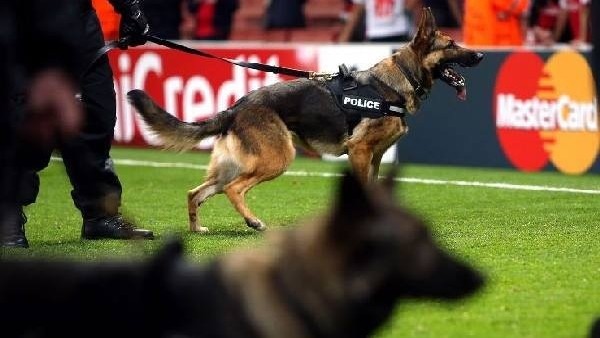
[337, 64, 359, 90]
[338, 64, 352, 79]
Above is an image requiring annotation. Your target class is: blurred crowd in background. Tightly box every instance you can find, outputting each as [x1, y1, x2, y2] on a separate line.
[92, 0, 591, 46]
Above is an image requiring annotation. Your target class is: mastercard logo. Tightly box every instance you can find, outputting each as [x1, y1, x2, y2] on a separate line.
[494, 51, 599, 175]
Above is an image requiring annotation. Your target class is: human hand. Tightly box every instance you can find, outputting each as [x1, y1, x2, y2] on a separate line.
[117, 0, 149, 49]
[22, 70, 83, 146]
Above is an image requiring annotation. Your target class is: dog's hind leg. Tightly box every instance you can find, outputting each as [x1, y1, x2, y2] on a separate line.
[187, 178, 221, 233]
[220, 108, 295, 230]
[222, 148, 295, 231]
[223, 139, 294, 231]
[187, 136, 245, 233]
[223, 174, 268, 231]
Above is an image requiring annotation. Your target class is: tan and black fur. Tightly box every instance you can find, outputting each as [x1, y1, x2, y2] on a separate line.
[127, 8, 483, 233]
[0, 170, 483, 338]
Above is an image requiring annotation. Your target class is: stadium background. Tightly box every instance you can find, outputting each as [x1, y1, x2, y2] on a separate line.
[109, 45, 597, 174]
[102, 0, 597, 175]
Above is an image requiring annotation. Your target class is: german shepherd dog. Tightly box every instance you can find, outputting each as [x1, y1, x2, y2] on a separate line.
[127, 7, 483, 233]
[0, 170, 483, 338]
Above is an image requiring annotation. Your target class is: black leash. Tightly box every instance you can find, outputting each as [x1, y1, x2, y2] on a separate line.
[83, 39, 121, 78]
[84, 35, 330, 80]
[146, 35, 316, 78]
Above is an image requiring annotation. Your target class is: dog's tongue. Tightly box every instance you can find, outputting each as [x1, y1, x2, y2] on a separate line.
[457, 87, 467, 101]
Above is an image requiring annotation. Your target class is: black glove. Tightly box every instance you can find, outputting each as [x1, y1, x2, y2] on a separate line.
[110, 0, 149, 48]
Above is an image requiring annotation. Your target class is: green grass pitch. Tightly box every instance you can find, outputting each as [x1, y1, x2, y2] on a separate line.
[2, 146, 599, 338]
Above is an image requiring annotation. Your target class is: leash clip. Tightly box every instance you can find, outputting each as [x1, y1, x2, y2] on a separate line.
[309, 72, 336, 81]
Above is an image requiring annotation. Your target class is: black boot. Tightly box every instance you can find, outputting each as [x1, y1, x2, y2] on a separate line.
[0, 210, 29, 248]
[81, 214, 154, 240]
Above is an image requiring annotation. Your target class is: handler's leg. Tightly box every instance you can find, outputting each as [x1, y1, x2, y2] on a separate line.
[62, 6, 153, 240]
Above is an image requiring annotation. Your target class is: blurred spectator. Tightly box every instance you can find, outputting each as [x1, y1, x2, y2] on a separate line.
[339, 0, 412, 42]
[463, 0, 530, 45]
[141, 0, 186, 39]
[405, 0, 422, 31]
[180, 1, 197, 39]
[593, 0, 598, 94]
[527, 0, 567, 45]
[527, 0, 590, 46]
[189, 0, 239, 40]
[561, 0, 590, 45]
[422, 0, 462, 27]
[264, 0, 307, 29]
[340, 0, 355, 21]
[92, 0, 121, 40]
[494, 0, 530, 45]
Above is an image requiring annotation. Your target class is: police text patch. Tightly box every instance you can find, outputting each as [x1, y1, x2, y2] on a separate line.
[342, 95, 383, 112]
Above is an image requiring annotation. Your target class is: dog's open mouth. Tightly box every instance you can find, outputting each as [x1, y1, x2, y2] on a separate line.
[437, 64, 467, 101]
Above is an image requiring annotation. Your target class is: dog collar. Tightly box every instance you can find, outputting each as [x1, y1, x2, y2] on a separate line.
[396, 62, 429, 100]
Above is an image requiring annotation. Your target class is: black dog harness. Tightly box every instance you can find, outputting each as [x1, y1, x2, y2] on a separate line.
[324, 64, 406, 132]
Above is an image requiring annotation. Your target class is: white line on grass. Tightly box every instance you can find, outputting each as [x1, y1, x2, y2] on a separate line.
[50, 157, 600, 195]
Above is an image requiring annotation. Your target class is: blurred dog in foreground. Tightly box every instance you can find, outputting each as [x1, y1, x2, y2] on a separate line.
[127, 7, 483, 233]
[0, 171, 483, 337]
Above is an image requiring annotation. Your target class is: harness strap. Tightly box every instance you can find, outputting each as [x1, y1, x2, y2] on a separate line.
[328, 76, 405, 117]
[324, 71, 406, 134]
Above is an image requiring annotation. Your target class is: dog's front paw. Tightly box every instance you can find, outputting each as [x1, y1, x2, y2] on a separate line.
[245, 218, 267, 232]
[190, 225, 210, 234]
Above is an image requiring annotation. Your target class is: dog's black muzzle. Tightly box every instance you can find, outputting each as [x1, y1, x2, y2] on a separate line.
[458, 52, 484, 67]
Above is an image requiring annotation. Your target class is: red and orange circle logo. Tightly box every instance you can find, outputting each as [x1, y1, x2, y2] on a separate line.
[494, 51, 599, 174]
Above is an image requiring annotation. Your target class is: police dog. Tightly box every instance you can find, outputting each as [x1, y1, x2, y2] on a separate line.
[127, 7, 483, 233]
[0, 170, 483, 338]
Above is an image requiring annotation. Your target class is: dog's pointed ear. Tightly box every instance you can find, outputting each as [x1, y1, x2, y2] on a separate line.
[411, 7, 437, 53]
[329, 170, 376, 234]
[145, 236, 184, 280]
[338, 170, 376, 215]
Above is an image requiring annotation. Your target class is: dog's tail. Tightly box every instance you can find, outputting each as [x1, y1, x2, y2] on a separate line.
[127, 89, 235, 151]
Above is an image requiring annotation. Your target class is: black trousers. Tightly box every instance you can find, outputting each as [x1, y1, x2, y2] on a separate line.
[0, 5, 19, 226]
[1, 0, 84, 226]
[18, 4, 122, 220]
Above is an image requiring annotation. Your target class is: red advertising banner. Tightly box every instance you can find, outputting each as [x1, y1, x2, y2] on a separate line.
[109, 45, 318, 148]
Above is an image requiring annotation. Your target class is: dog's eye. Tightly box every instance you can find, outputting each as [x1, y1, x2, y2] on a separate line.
[448, 41, 457, 48]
